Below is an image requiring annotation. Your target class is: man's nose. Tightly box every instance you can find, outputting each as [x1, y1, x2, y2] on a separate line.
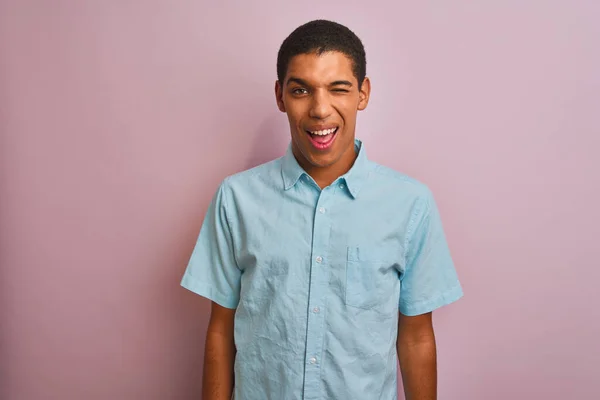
[309, 90, 332, 120]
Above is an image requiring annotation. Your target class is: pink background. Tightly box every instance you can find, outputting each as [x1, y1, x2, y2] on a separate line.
[1, 1, 599, 399]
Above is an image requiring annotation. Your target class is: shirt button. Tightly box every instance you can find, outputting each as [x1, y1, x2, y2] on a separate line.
[313, 307, 320, 313]
[339, 184, 345, 189]
[309, 357, 317, 364]
[319, 207, 326, 214]
[316, 256, 323, 263]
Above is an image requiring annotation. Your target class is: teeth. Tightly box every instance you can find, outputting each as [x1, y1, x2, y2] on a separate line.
[309, 128, 337, 135]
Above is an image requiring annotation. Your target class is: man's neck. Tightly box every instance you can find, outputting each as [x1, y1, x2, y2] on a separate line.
[293, 145, 358, 189]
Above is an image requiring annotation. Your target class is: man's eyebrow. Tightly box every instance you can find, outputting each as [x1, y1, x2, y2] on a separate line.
[330, 80, 353, 87]
[286, 77, 308, 86]
[285, 77, 354, 87]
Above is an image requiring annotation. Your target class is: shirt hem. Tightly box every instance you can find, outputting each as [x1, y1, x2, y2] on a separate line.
[180, 272, 239, 309]
[399, 284, 463, 316]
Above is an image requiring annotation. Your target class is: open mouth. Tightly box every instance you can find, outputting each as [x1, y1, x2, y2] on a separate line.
[305, 127, 339, 150]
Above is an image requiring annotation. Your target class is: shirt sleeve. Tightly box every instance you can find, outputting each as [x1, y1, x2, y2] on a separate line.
[399, 188, 463, 316]
[180, 179, 241, 309]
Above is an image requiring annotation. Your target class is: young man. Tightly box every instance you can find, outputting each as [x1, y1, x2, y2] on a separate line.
[181, 20, 463, 400]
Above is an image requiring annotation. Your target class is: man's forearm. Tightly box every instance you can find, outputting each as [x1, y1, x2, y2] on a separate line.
[203, 331, 235, 400]
[397, 338, 437, 400]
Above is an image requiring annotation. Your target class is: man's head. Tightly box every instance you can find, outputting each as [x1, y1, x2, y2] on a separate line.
[275, 20, 371, 180]
[276, 20, 367, 89]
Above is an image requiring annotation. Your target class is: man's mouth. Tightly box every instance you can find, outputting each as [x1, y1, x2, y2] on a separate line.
[305, 127, 339, 150]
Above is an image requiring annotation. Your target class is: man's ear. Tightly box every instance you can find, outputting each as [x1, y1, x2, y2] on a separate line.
[357, 77, 371, 111]
[275, 80, 286, 112]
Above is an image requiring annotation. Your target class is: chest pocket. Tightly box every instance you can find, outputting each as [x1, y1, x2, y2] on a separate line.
[345, 246, 398, 311]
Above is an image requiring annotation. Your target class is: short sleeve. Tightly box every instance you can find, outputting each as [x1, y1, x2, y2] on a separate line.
[180, 180, 241, 309]
[399, 189, 463, 316]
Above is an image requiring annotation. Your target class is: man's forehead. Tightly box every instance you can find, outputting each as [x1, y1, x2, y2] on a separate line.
[285, 51, 356, 85]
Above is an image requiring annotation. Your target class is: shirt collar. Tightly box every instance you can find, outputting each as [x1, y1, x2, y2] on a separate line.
[281, 138, 370, 199]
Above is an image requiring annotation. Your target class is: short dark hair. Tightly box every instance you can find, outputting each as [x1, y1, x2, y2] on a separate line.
[277, 20, 367, 88]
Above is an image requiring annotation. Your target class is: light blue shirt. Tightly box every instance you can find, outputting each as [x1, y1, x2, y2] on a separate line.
[181, 139, 463, 400]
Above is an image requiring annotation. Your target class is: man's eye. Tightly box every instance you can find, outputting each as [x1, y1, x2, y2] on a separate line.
[332, 89, 349, 93]
[292, 88, 308, 95]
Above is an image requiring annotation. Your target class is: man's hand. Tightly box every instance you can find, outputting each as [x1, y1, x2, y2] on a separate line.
[397, 312, 437, 400]
[203, 302, 236, 400]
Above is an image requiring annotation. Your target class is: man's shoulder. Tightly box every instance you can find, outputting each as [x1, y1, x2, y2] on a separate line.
[368, 161, 432, 199]
[220, 156, 283, 192]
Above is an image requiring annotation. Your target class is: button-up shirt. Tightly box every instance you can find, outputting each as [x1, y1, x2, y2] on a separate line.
[181, 139, 463, 400]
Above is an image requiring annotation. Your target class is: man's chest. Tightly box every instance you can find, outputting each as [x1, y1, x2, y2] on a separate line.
[231, 188, 411, 315]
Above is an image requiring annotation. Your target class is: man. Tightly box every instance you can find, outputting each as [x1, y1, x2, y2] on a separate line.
[181, 20, 463, 400]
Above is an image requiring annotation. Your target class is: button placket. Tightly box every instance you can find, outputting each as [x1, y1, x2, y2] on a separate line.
[303, 192, 331, 399]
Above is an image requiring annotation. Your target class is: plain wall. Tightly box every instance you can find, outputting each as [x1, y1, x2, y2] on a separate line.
[1, 1, 599, 399]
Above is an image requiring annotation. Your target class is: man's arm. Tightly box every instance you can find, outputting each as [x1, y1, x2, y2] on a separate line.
[397, 311, 437, 400]
[203, 301, 236, 400]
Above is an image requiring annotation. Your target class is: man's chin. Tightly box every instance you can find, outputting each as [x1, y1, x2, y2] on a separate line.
[306, 154, 338, 169]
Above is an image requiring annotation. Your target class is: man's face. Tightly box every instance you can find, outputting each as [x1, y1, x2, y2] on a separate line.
[275, 51, 370, 172]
